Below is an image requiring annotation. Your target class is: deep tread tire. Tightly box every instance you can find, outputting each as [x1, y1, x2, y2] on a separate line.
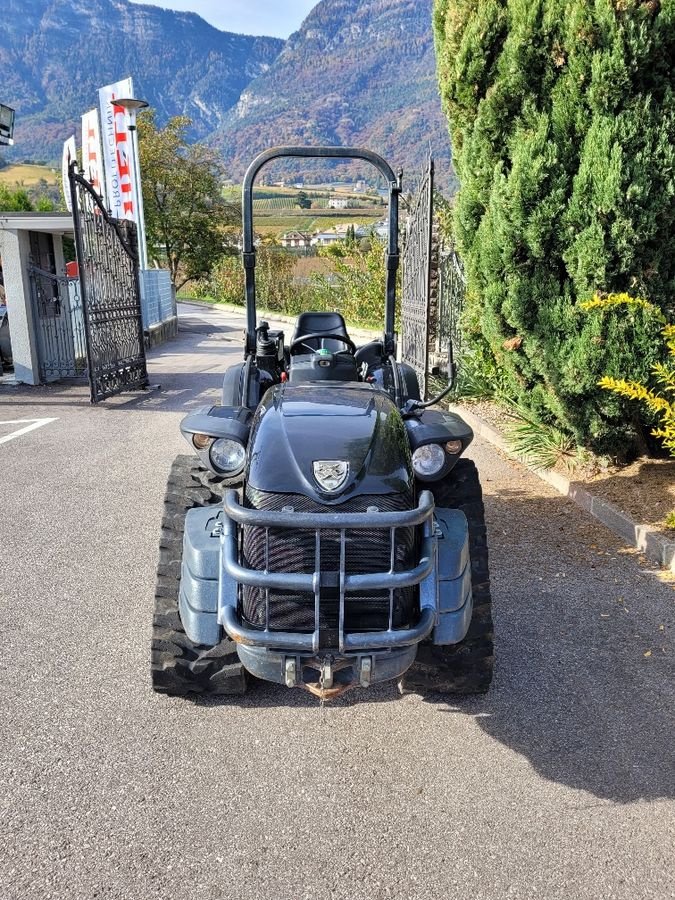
[151, 455, 247, 697]
[400, 458, 494, 695]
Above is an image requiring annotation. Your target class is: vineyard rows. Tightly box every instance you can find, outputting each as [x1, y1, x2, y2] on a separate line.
[253, 197, 329, 210]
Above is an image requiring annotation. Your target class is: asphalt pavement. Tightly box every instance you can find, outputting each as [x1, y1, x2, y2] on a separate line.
[1, 303, 673, 900]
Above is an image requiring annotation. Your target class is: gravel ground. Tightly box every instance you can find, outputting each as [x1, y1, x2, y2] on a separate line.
[1, 304, 673, 900]
[462, 398, 675, 538]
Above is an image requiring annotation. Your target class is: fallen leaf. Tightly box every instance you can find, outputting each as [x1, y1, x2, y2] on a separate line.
[502, 336, 523, 351]
[644, 650, 652, 657]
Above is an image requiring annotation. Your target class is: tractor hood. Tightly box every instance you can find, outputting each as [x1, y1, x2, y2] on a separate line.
[246, 383, 412, 501]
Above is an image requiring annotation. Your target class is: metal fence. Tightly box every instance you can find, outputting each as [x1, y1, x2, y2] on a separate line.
[139, 269, 175, 329]
[28, 264, 87, 381]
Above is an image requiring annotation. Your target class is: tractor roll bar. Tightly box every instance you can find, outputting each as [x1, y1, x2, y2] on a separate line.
[241, 146, 402, 354]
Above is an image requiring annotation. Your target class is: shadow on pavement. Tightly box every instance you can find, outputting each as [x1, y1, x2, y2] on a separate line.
[0, 319, 236, 414]
[197, 487, 674, 804]
[442, 487, 673, 804]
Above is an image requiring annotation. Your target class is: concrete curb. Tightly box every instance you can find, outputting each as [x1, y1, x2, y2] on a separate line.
[145, 316, 178, 349]
[450, 403, 675, 573]
[178, 298, 380, 341]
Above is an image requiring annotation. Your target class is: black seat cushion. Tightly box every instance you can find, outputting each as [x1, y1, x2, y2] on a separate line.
[291, 311, 350, 353]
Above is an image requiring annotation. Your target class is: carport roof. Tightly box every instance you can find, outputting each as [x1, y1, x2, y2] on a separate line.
[0, 212, 74, 234]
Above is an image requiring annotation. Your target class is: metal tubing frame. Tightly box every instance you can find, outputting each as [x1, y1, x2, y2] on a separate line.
[220, 489, 437, 653]
[223, 489, 433, 530]
[221, 606, 436, 654]
[241, 146, 401, 354]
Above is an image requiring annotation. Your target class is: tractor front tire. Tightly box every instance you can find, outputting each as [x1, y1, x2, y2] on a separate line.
[400, 458, 494, 696]
[151, 455, 247, 697]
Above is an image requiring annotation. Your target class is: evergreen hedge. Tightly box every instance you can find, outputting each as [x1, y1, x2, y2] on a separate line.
[433, 0, 675, 457]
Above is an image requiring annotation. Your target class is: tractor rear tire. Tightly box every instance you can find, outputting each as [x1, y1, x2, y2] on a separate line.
[151, 455, 247, 697]
[400, 458, 494, 696]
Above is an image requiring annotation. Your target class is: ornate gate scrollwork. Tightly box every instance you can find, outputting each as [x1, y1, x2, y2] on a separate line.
[401, 158, 434, 399]
[401, 159, 467, 398]
[68, 162, 148, 403]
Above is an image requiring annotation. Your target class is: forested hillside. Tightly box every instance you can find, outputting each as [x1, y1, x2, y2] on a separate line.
[211, 0, 453, 186]
[0, 0, 283, 161]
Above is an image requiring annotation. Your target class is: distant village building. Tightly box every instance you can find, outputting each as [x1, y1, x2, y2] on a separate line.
[309, 223, 371, 247]
[310, 231, 343, 247]
[333, 223, 368, 239]
[328, 197, 355, 209]
[280, 231, 312, 249]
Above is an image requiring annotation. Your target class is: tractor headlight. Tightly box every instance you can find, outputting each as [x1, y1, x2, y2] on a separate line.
[192, 432, 213, 451]
[412, 443, 446, 478]
[210, 438, 246, 475]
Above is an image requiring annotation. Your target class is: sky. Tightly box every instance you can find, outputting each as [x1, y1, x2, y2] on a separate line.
[129, 0, 318, 37]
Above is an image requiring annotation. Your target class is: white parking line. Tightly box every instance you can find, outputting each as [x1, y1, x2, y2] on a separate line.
[0, 418, 59, 446]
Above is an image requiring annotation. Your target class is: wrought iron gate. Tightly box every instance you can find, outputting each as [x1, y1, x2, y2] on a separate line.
[69, 163, 148, 403]
[437, 244, 466, 367]
[401, 158, 434, 399]
[29, 264, 87, 381]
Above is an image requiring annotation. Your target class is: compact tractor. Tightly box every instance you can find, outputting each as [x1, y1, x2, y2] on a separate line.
[151, 147, 493, 701]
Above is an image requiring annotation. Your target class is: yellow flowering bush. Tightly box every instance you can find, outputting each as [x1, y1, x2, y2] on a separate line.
[580, 295, 674, 457]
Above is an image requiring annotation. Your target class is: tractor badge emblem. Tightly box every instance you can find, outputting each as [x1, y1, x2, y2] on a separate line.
[313, 460, 349, 492]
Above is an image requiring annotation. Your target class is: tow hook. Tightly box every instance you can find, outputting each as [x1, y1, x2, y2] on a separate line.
[284, 657, 297, 688]
[359, 656, 372, 688]
[284, 654, 374, 700]
[320, 656, 334, 690]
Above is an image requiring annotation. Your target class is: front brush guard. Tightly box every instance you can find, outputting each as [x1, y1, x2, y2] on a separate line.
[219, 489, 438, 654]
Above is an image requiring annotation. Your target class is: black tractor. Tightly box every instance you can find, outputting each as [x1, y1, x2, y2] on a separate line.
[151, 147, 493, 701]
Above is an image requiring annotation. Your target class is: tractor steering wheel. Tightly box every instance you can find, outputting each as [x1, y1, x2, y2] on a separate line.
[289, 332, 357, 355]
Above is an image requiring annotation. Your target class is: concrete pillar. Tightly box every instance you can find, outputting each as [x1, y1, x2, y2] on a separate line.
[0, 229, 40, 384]
[53, 233, 65, 275]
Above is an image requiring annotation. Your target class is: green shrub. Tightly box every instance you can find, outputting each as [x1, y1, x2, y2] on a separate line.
[311, 240, 390, 329]
[0, 184, 33, 211]
[194, 239, 393, 330]
[434, 0, 675, 458]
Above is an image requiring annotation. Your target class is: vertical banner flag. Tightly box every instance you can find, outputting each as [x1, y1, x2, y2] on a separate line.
[61, 135, 77, 213]
[81, 109, 106, 204]
[98, 77, 137, 222]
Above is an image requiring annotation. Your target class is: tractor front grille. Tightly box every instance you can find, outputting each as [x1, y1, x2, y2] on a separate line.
[241, 488, 417, 642]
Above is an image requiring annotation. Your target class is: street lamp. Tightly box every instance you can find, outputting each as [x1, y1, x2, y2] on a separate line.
[113, 97, 149, 270]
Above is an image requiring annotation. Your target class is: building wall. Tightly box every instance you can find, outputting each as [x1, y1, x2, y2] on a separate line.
[0, 229, 41, 384]
[1, 222, 177, 384]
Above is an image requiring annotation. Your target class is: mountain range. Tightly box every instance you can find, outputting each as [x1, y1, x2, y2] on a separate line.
[0, 0, 453, 187]
[212, 0, 452, 186]
[0, 0, 283, 160]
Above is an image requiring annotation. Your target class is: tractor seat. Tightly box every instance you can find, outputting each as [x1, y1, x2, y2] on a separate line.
[291, 311, 351, 354]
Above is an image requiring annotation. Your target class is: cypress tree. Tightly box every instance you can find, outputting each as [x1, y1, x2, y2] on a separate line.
[434, 0, 675, 456]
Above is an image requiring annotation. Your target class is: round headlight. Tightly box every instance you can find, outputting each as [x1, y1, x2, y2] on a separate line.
[412, 443, 446, 478]
[209, 438, 246, 474]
